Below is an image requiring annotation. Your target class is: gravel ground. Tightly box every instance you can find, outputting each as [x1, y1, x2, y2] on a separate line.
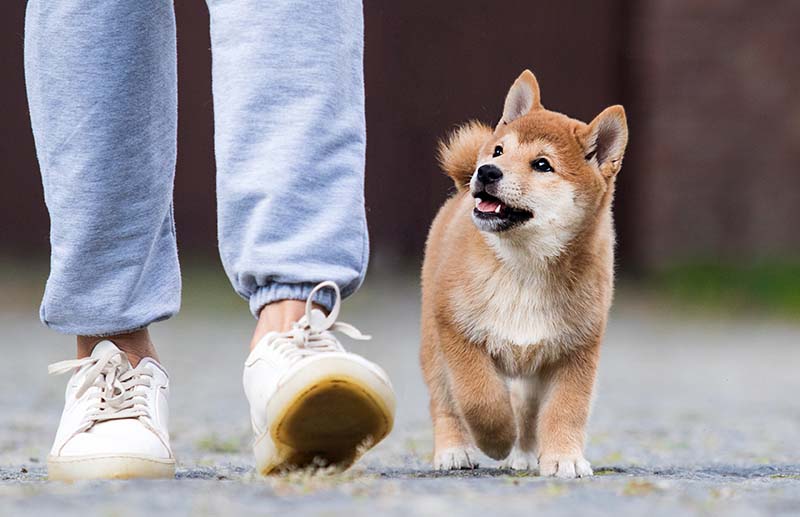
[1, 271, 799, 516]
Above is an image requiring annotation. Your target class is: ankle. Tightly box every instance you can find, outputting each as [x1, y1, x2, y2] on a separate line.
[250, 299, 326, 351]
[77, 328, 158, 367]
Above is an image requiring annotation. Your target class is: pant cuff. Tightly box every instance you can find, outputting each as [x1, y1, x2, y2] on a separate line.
[40, 310, 176, 337]
[248, 282, 337, 318]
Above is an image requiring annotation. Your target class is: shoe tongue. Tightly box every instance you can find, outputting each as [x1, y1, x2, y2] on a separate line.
[91, 340, 122, 358]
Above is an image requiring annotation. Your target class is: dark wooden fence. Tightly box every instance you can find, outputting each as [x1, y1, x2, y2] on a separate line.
[3, 1, 798, 270]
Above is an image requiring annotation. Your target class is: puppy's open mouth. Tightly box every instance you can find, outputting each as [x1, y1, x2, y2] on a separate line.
[472, 192, 533, 229]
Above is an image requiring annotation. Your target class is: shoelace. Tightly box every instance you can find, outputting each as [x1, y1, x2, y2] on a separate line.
[268, 281, 370, 363]
[49, 347, 153, 432]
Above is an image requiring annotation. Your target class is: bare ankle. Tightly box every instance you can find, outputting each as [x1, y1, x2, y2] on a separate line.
[250, 299, 325, 351]
[77, 328, 158, 367]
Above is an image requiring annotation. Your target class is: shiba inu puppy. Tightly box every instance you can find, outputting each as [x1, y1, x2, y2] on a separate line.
[420, 70, 627, 478]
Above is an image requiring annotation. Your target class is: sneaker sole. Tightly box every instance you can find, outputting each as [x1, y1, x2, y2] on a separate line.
[255, 360, 395, 474]
[48, 454, 175, 481]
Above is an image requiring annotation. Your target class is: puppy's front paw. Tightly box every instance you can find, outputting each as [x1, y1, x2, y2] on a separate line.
[501, 447, 538, 471]
[434, 447, 478, 470]
[538, 454, 592, 479]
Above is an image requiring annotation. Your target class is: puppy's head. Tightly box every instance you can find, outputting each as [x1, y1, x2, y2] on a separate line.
[442, 70, 628, 257]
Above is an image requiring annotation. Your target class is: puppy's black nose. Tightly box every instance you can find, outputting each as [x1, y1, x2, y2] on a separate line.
[476, 164, 503, 184]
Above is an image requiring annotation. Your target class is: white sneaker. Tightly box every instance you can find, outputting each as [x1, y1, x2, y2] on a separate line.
[244, 281, 396, 474]
[47, 341, 175, 480]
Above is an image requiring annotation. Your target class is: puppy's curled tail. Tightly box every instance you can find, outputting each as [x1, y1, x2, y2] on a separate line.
[438, 121, 493, 191]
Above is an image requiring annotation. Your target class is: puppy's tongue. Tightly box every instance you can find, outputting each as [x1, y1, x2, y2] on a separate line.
[475, 198, 504, 214]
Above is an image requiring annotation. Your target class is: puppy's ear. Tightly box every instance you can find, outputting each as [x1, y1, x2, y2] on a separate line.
[580, 105, 628, 178]
[499, 70, 542, 126]
[438, 121, 493, 191]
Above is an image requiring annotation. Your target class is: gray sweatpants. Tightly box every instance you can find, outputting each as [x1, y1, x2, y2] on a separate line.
[24, 0, 369, 336]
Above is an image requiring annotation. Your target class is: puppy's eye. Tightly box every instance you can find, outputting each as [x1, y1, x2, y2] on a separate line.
[531, 158, 554, 172]
[492, 145, 503, 158]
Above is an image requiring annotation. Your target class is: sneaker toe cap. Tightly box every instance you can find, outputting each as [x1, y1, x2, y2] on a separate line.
[58, 419, 171, 459]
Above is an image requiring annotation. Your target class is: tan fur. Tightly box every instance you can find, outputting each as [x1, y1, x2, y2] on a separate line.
[437, 121, 494, 191]
[420, 70, 628, 477]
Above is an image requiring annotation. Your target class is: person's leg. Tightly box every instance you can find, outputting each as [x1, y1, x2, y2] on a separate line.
[251, 300, 323, 349]
[206, 0, 394, 474]
[207, 0, 369, 333]
[25, 0, 180, 363]
[25, 0, 178, 480]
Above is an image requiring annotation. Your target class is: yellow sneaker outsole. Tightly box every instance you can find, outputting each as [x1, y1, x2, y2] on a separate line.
[255, 368, 395, 475]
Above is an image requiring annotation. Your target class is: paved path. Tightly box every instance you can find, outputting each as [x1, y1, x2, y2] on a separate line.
[1, 273, 798, 516]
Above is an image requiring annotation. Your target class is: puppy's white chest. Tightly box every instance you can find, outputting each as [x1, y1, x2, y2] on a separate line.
[452, 267, 568, 351]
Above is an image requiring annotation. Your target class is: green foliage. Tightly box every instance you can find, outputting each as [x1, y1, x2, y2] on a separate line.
[652, 260, 800, 316]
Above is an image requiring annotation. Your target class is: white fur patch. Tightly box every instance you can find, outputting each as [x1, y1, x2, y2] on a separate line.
[450, 256, 589, 368]
[502, 447, 538, 471]
[539, 454, 593, 478]
[502, 82, 535, 123]
[434, 447, 478, 470]
[494, 177, 583, 260]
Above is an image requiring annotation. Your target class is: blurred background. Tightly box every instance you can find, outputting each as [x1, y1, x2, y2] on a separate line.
[2, 0, 799, 315]
[0, 3, 799, 512]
